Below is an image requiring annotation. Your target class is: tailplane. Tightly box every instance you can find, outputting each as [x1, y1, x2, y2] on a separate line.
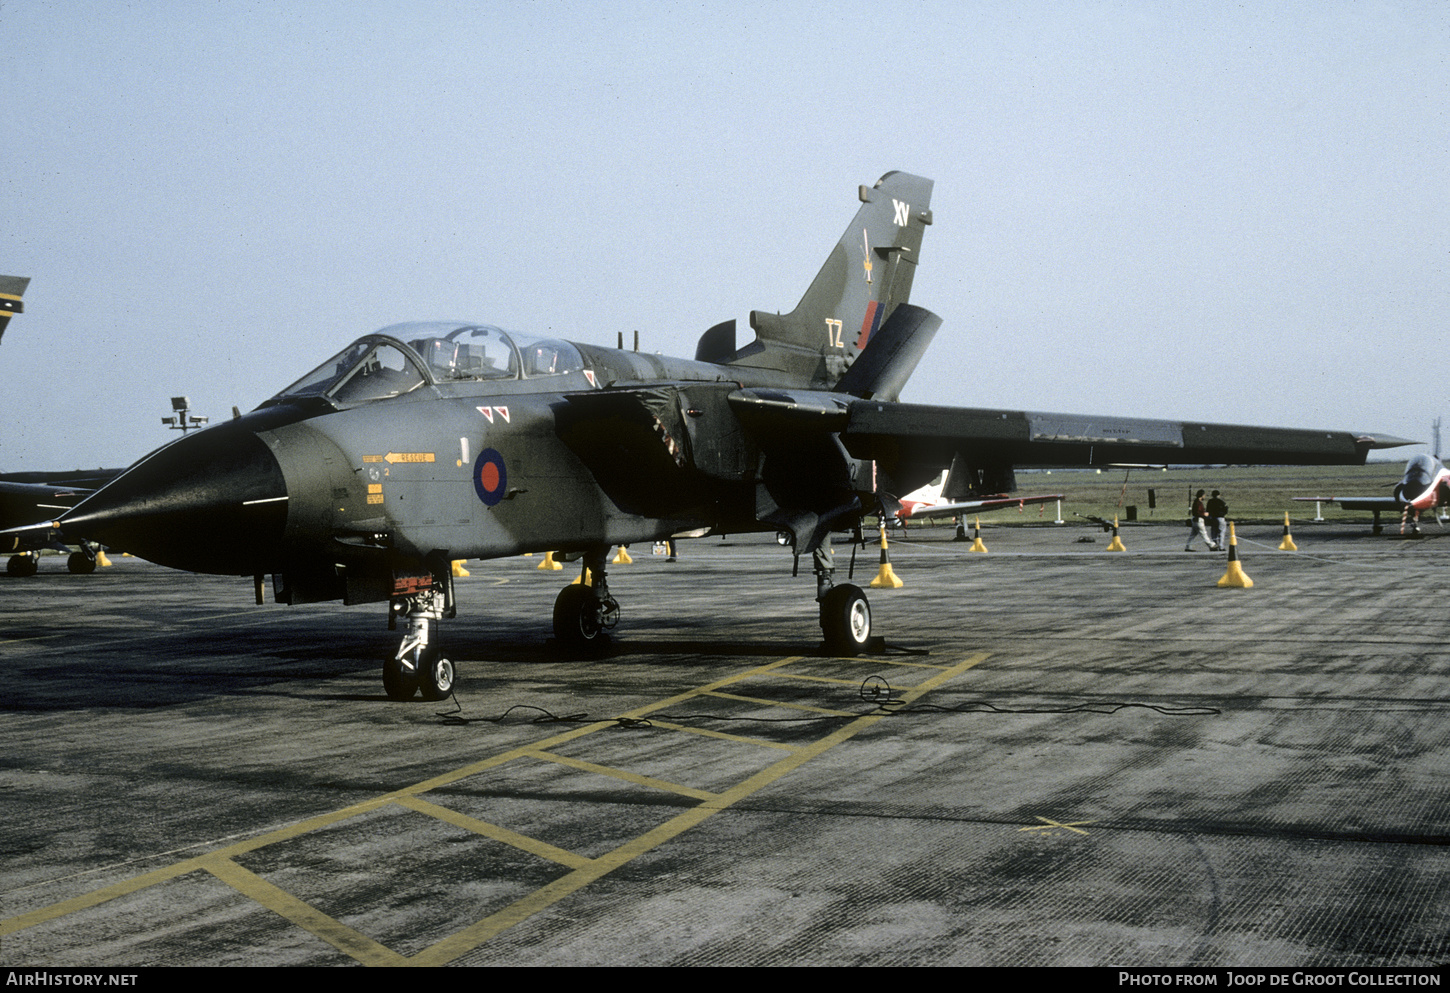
[711, 172, 933, 387]
[833, 302, 941, 401]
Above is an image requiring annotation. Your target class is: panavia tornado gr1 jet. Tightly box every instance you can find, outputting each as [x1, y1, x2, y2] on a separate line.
[1, 468, 124, 575]
[48, 172, 1412, 700]
[0, 276, 127, 573]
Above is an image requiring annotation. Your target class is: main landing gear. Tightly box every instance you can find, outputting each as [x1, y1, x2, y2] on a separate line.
[819, 582, 872, 656]
[66, 541, 104, 574]
[5, 543, 104, 577]
[552, 547, 619, 653]
[541, 539, 873, 660]
[6, 553, 39, 577]
[385, 578, 456, 701]
[808, 534, 873, 657]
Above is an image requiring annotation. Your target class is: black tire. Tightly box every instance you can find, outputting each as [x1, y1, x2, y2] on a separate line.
[820, 583, 871, 656]
[7, 555, 38, 578]
[383, 655, 419, 701]
[417, 649, 456, 701]
[67, 552, 96, 575]
[553, 584, 610, 652]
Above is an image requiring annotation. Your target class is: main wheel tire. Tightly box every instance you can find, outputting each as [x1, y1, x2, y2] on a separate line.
[383, 655, 419, 701]
[67, 552, 96, 575]
[820, 583, 871, 656]
[553, 584, 610, 652]
[417, 650, 456, 701]
[7, 555, 38, 577]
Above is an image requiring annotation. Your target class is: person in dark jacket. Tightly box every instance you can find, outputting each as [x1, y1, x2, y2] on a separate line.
[1185, 489, 1218, 551]
[1207, 490, 1228, 549]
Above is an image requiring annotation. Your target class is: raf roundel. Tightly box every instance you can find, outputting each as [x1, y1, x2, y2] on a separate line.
[473, 448, 508, 507]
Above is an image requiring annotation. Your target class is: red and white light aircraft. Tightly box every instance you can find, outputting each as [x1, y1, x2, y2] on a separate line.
[1295, 454, 1450, 534]
[892, 470, 1063, 525]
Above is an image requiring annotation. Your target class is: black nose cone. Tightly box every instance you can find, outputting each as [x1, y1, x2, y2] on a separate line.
[60, 426, 287, 574]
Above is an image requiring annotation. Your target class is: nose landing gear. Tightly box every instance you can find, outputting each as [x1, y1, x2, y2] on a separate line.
[385, 574, 456, 701]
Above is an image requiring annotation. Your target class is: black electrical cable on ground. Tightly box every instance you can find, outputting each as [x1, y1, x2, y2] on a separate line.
[434, 675, 1220, 726]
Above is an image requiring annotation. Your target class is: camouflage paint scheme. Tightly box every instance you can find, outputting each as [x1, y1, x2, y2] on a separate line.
[49, 172, 1411, 694]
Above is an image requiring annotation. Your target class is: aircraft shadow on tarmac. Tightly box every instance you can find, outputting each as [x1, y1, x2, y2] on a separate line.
[1, 614, 898, 710]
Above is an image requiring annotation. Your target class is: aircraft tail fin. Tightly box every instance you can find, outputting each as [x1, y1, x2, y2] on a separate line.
[720, 172, 933, 387]
[0, 276, 31, 344]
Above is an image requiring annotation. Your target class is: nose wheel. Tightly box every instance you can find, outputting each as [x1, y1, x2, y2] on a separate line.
[416, 647, 455, 700]
[386, 583, 456, 701]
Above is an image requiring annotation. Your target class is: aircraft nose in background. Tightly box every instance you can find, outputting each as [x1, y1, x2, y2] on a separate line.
[59, 427, 288, 575]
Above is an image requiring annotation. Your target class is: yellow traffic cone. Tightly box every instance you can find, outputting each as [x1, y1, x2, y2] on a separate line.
[537, 550, 563, 571]
[451, 559, 470, 577]
[96, 550, 112, 567]
[612, 545, 633, 564]
[1277, 513, 1298, 551]
[1217, 523, 1254, 588]
[969, 517, 988, 553]
[571, 566, 594, 587]
[869, 523, 904, 588]
[1106, 516, 1126, 551]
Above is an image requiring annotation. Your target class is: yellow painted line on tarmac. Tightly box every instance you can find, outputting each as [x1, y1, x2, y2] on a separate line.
[1019, 816, 1095, 836]
[408, 650, 991, 967]
[761, 669, 879, 688]
[860, 656, 962, 671]
[1, 650, 991, 966]
[0, 857, 209, 938]
[204, 857, 405, 966]
[703, 688, 857, 717]
[645, 720, 798, 750]
[524, 749, 719, 802]
[391, 795, 594, 870]
[617, 655, 808, 717]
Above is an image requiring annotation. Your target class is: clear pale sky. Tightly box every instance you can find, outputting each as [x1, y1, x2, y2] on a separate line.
[3, 0, 1445, 471]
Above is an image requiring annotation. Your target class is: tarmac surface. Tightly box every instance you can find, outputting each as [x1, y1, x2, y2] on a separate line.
[1, 520, 1447, 967]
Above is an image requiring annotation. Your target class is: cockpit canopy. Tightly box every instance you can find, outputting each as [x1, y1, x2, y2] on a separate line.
[267, 322, 584, 405]
[1404, 453, 1439, 488]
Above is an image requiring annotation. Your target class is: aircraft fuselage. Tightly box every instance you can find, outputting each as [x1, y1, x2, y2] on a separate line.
[1394, 454, 1450, 511]
[56, 330, 852, 606]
